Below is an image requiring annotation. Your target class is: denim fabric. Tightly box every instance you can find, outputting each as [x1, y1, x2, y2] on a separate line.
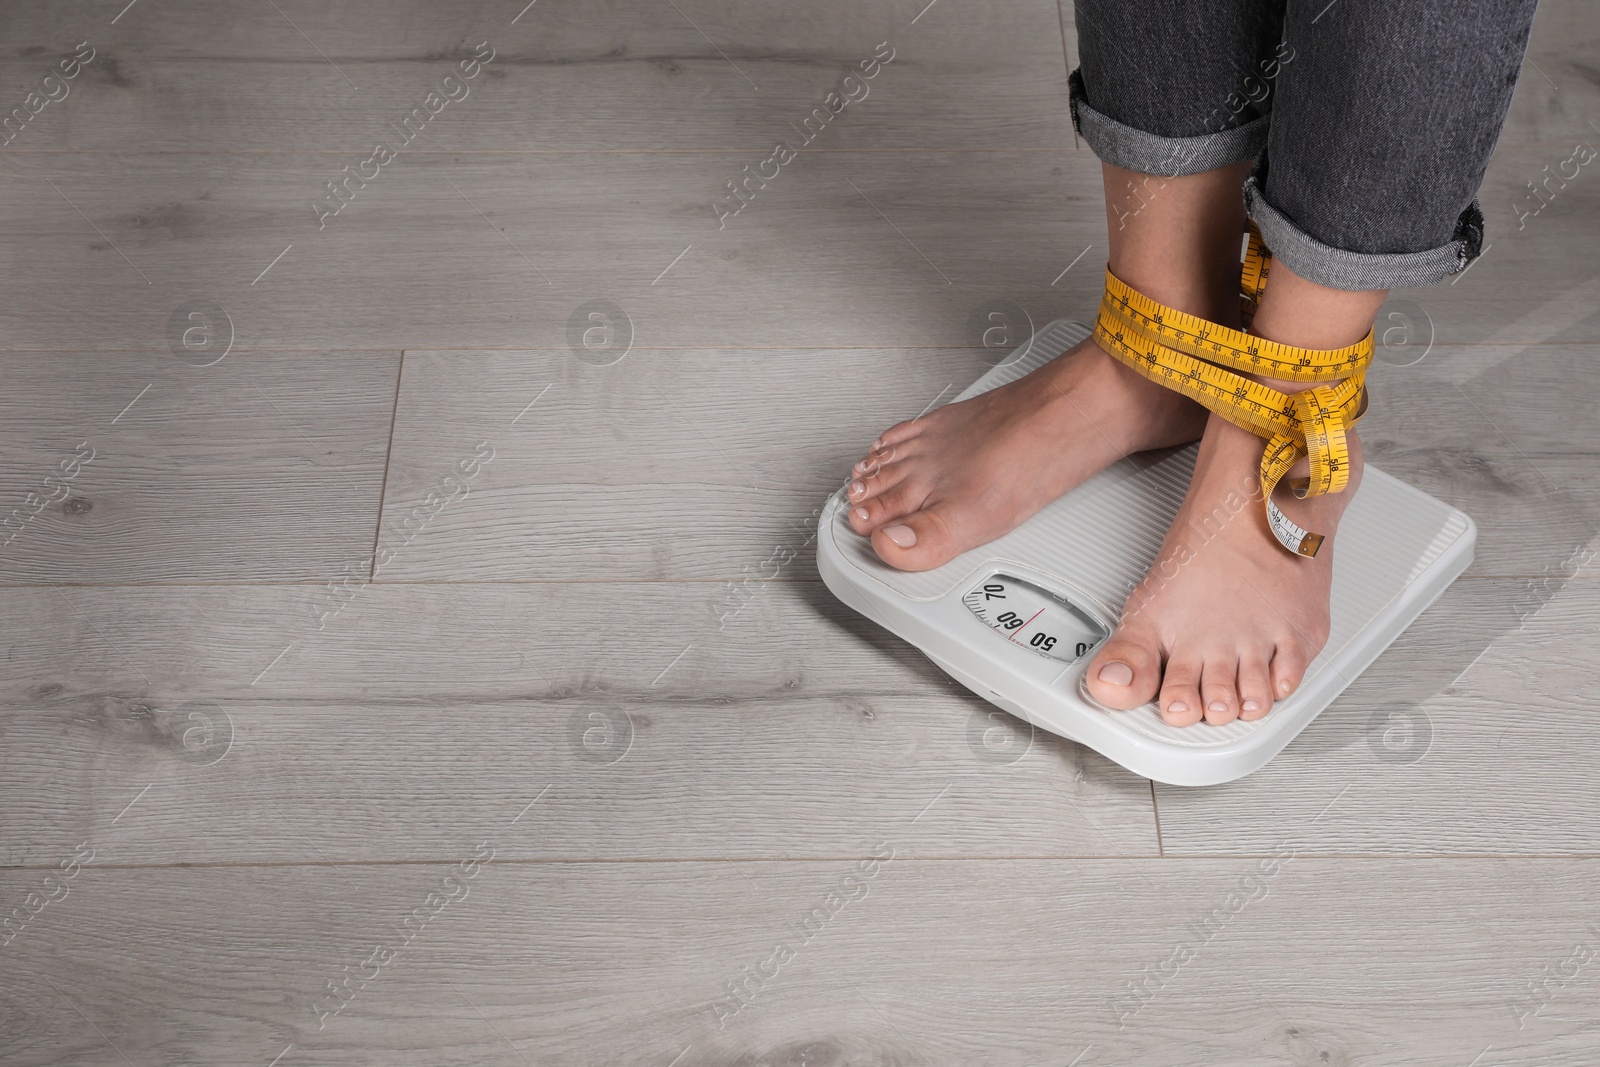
[1073, 0, 1287, 140]
[1069, 0, 1540, 290]
[1245, 173, 1485, 290]
[1068, 70, 1270, 177]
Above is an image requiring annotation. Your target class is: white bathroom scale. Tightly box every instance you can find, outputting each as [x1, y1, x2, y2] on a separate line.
[817, 320, 1475, 786]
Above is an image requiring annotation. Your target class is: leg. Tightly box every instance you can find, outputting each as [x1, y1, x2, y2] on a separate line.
[1247, 0, 1540, 291]
[848, 0, 1282, 571]
[1086, 0, 1542, 725]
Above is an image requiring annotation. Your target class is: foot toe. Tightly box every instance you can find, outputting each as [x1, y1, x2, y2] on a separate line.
[1200, 654, 1241, 726]
[1271, 638, 1314, 700]
[1157, 655, 1205, 727]
[1237, 649, 1274, 720]
[850, 475, 924, 535]
[875, 419, 926, 449]
[867, 506, 959, 571]
[847, 447, 907, 523]
[852, 443, 899, 479]
[846, 467, 893, 509]
[1084, 628, 1162, 711]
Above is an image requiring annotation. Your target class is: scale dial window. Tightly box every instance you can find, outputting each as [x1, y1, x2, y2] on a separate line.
[961, 574, 1106, 663]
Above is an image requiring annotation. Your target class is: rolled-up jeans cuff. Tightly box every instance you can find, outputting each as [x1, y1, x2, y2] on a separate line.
[1068, 68, 1269, 177]
[1244, 174, 1485, 290]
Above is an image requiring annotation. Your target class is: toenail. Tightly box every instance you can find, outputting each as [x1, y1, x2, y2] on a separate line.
[1278, 679, 1293, 694]
[852, 507, 869, 522]
[882, 524, 917, 548]
[849, 480, 865, 498]
[1208, 701, 1227, 714]
[1242, 700, 1261, 712]
[1167, 701, 1189, 715]
[1097, 661, 1133, 686]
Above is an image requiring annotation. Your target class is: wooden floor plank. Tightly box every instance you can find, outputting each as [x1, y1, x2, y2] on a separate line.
[0, 148, 1101, 352]
[1507, 0, 1600, 145]
[0, 350, 398, 583]
[0, 337, 1589, 588]
[2, 575, 1592, 863]
[0, 581, 1157, 866]
[373, 345, 977, 584]
[2, 858, 1598, 1065]
[366, 344, 1600, 584]
[0, 146, 1593, 356]
[0, 0, 1075, 154]
[1155, 572, 1600, 855]
[2, 0, 1590, 150]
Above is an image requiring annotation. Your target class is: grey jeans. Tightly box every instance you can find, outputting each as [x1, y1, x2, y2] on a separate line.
[1069, 0, 1541, 290]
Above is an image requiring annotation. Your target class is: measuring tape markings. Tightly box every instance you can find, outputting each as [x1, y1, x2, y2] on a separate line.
[1091, 228, 1375, 557]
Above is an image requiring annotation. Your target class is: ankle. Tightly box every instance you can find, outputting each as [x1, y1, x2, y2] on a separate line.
[1249, 259, 1387, 350]
[1102, 161, 1254, 327]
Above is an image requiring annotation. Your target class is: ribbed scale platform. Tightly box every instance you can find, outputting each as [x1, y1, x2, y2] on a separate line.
[819, 320, 1474, 784]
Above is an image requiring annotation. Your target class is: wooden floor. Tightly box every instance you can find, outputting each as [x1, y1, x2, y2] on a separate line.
[2, 1, 1598, 1064]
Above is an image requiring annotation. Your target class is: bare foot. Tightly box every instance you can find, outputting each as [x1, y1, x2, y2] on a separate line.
[1083, 262, 1386, 726]
[846, 336, 1206, 571]
[1083, 413, 1360, 725]
[846, 158, 1259, 573]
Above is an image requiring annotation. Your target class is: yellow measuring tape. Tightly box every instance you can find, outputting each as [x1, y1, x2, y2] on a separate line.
[1092, 227, 1373, 557]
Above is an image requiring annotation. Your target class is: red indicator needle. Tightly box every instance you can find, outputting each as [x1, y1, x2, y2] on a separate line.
[1007, 607, 1046, 643]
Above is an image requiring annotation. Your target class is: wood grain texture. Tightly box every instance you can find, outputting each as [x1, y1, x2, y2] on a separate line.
[0, 350, 398, 583]
[0, 147, 1594, 356]
[1506, 0, 1600, 146]
[1155, 573, 1600, 855]
[2, 858, 1599, 1066]
[0, 580, 1156, 866]
[1, 576, 1590, 863]
[1, 0, 1590, 151]
[1, 0, 1598, 1063]
[369, 344, 1600, 583]
[0, 148, 1104, 352]
[374, 346, 981, 582]
[0, 0, 1076, 153]
[1366, 341, 1600, 454]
